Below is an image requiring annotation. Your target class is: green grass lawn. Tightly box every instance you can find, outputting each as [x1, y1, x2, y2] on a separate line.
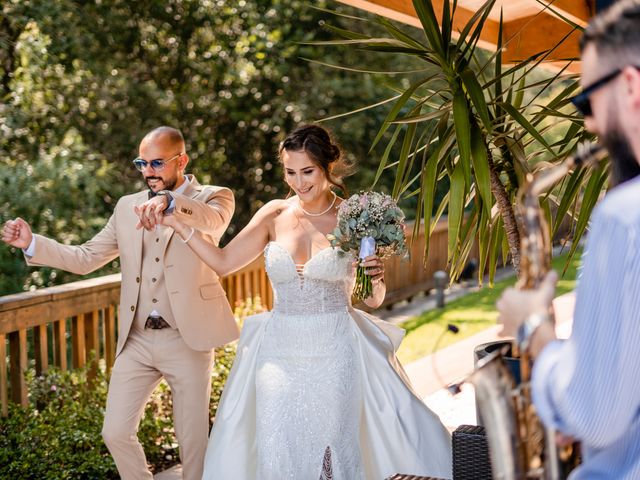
[396, 250, 583, 365]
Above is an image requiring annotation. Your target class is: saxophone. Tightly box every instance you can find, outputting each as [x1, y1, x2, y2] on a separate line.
[468, 142, 607, 479]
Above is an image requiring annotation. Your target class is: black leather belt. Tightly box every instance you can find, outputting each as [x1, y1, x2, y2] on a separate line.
[145, 316, 171, 330]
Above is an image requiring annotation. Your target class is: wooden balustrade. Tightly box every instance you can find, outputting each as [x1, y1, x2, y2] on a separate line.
[380, 219, 449, 308]
[0, 219, 460, 416]
[0, 274, 122, 415]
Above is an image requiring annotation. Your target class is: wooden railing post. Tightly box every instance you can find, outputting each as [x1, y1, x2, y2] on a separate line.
[71, 315, 85, 369]
[83, 310, 99, 379]
[0, 334, 7, 416]
[34, 324, 48, 375]
[53, 319, 67, 370]
[234, 274, 242, 307]
[8, 329, 27, 407]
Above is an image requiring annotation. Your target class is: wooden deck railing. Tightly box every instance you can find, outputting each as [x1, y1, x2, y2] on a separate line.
[0, 219, 459, 416]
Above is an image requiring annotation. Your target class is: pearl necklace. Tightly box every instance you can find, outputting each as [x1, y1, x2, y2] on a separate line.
[298, 191, 337, 217]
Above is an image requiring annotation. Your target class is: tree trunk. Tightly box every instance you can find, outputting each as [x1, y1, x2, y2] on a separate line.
[487, 151, 521, 276]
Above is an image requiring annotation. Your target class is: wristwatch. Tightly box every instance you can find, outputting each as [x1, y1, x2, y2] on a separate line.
[517, 312, 551, 353]
[155, 190, 174, 212]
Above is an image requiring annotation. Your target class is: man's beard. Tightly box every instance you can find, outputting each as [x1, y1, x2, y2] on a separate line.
[601, 114, 640, 187]
[146, 175, 178, 192]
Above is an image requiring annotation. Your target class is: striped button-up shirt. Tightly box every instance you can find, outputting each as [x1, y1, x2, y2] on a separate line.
[532, 175, 640, 479]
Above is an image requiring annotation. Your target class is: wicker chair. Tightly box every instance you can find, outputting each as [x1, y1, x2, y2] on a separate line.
[386, 424, 492, 480]
[452, 424, 493, 479]
[385, 475, 443, 480]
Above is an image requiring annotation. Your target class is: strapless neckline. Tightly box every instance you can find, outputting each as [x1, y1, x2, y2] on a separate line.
[266, 241, 335, 275]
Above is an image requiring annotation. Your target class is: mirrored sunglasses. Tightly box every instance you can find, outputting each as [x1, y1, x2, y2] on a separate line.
[132, 152, 183, 172]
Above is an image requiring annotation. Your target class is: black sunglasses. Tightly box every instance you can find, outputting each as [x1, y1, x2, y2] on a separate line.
[132, 152, 183, 172]
[570, 66, 640, 117]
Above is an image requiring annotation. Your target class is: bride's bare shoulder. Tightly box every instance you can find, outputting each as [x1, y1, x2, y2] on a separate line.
[254, 198, 297, 221]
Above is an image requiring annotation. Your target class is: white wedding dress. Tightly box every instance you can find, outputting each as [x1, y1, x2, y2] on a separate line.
[202, 242, 452, 480]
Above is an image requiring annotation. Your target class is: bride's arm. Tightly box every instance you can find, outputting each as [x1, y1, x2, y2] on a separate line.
[164, 200, 284, 276]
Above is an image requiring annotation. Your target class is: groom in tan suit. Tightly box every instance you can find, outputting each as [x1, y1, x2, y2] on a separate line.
[1, 126, 239, 480]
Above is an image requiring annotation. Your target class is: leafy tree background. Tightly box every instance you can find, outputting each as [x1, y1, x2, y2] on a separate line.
[0, 0, 425, 295]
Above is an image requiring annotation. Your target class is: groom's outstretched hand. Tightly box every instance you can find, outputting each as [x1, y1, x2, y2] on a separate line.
[2, 218, 33, 249]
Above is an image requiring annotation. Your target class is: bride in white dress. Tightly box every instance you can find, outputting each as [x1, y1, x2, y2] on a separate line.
[160, 124, 452, 479]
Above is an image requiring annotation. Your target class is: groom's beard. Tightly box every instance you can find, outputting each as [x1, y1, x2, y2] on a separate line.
[145, 175, 178, 192]
[602, 108, 640, 187]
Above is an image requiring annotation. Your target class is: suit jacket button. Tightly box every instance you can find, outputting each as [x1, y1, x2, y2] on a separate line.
[136, 277, 140, 283]
[152, 298, 158, 303]
[155, 257, 160, 262]
[130, 306, 135, 312]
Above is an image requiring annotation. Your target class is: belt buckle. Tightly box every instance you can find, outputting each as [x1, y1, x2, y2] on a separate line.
[146, 316, 165, 330]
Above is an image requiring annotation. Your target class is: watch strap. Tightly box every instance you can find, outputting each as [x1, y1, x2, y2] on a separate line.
[156, 190, 174, 212]
[517, 312, 551, 353]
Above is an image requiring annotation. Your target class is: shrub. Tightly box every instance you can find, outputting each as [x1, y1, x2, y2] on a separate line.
[0, 365, 118, 479]
[0, 343, 237, 478]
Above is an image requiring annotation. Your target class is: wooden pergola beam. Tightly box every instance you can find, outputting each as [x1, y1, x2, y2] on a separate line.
[529, 0, 591, 27]
[502, 13, 583, 70]
[334, 0, 500, 46]
[335, 0, 593, 73]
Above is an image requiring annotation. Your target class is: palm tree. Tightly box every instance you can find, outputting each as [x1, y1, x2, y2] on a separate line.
[310, 0, 607, 282]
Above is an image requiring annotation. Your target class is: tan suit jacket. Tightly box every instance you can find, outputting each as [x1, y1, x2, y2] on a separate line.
[27, 175, 239, 356]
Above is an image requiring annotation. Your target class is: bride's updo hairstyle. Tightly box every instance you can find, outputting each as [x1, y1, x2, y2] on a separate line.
[278, 124, 354, 196]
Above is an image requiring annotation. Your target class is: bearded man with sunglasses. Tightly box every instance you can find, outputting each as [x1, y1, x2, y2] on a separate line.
[1, 126, 239, 480]
[496, 1, 640, 478]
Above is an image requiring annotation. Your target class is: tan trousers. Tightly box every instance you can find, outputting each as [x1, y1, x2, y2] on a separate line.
[102, 327, 213, 480]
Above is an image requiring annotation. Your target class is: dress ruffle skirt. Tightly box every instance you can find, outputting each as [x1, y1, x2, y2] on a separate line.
[202, 307, 452, 480]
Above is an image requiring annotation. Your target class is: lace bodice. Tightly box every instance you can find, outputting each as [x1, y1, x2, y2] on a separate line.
[264, 241, 355, 315]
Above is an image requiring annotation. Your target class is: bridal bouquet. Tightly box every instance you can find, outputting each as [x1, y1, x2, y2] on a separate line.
[328, 191, 407, 300]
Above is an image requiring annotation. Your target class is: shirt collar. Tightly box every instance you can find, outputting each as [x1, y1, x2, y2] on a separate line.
[173, 175, 191, 196]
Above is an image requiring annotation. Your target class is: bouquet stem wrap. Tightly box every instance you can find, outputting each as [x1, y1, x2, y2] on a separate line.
[354, 236, 376, 300]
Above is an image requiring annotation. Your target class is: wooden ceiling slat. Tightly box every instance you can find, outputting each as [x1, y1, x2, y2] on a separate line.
[517, 0, 592, 26]
[502, 14, 583, 69]
[335, 0, 591, 73]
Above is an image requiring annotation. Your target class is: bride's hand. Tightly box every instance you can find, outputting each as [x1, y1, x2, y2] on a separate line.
[359, 254, 385, 286]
